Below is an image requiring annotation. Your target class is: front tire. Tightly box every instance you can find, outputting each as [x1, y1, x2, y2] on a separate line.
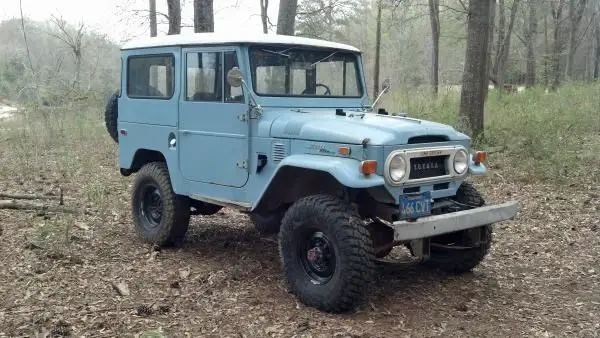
[279, 195, 375, 313]
[131, 162, 190, 246]
[425, 182, 492, 273]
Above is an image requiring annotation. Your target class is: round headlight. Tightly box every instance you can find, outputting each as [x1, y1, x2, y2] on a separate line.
[453, 149, 468, 174]
[389, 154, 407, 182]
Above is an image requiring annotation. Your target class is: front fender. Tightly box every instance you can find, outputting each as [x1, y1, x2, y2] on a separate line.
[277, 154, 385, 188]
[251, 154, 385, 211]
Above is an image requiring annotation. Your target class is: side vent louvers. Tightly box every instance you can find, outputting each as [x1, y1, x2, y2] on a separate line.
[272, 143, 287, 162]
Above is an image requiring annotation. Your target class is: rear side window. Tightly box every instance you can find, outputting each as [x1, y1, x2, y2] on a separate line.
[127, 55, 174, 99]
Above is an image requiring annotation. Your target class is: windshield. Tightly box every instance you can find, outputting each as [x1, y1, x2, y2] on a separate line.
[249, 46, 363, 97]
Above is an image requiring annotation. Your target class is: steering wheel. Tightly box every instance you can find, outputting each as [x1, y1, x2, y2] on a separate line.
[302, 83, 332, 95]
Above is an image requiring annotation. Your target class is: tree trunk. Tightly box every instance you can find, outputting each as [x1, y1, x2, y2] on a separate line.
[459, 0, 492, 139]
[149, 0, 158, 88]
[595, 17, 600, 80]
[494, 0, 506, 79]
[496, 0, 520, 96]
[428, 0, 440, 95]
[484, 0, 496, 101]
[149, 0, 157, 37]
[373, 0, 382, 98]
[73, 50, 81, 90]
[260, 0, 269, 34]
[550, 0, 566, 91]
[167, 0, 181, 35]
[543, 10, 550, 86]
[194, 0, 214, 33]
[525, 0, 537, 87]
[566, 0, 588, 80]
[277, 0, 298, 35]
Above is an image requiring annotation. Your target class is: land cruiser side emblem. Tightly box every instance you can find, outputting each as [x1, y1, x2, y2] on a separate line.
[308, 143, 334, 155]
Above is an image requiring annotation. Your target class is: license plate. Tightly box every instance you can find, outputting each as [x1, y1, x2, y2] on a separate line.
[399, 192, 432, 219]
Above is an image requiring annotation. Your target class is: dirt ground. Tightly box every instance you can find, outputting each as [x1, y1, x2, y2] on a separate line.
[1, 153, 599, 337]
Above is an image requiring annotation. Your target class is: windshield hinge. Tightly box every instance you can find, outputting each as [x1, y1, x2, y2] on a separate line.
[249, 104, 263, 119]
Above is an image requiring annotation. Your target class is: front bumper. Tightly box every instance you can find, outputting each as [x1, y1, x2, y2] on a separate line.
[392, 201, 518, 241]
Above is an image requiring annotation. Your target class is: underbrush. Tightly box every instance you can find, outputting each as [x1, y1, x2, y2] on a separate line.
[386, 82, 600, 185]
[0, 97, 122, 250]
[1, 82, 597, 197]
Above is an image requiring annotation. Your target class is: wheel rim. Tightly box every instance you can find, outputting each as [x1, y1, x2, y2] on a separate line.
[140, 183, 163, 228]
[298, 231, 336, 285]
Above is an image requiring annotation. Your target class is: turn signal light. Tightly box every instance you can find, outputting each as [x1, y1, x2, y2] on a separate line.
[360, 160, 377, 175]
[474, 151, 487, 165]
[338, 146, 351, 156]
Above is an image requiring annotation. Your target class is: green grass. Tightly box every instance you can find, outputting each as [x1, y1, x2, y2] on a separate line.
[385, 83, 600, 184]
[1, 82, 597, 202]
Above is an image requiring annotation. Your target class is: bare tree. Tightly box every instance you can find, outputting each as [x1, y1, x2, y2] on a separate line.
[550, 0, 566, 91]
[566, 0, 589, 80]
[48, 15, 86, 90]
[194, 0, 214, 32]
[373, 0, 383, 98]
[19, 0, 35, 77]
[277, 0, 298, 35]
[459, 0, 493, 139]
[524, 0, 538, 87]
[493, 0, 520, 95]
[428, 0, 440, 95]
[150, 0, 158, 37]
[167, 0, 181, 35]
[484, 0, 496, 101]
[260, 0, 271, 33]
[595, 8, 600, 80]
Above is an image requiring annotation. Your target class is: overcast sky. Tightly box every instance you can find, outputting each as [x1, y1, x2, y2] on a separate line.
[2, 0, 280, 44]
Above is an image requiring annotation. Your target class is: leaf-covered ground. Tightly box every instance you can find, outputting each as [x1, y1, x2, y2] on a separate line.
[1, 147, 599, 338]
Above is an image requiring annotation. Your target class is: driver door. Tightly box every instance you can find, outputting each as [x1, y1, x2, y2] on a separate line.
[178, 47, 249, 188]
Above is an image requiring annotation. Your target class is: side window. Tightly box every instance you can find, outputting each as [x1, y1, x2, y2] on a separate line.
[224, 51, 244, 103]
[186, 52, 221, 102]
[127, 55, 174, 98]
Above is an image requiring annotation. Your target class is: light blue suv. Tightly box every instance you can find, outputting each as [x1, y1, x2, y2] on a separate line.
[104, 33, 518, 313]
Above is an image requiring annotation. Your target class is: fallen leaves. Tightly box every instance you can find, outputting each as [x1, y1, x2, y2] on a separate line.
[111, 281, 130, 297]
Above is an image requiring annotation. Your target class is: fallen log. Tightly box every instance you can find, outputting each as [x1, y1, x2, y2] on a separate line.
[0, 193, 59, 200]
[0, 200, 80, 214]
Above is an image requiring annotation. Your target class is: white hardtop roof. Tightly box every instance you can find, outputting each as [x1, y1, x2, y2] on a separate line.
[121, 32, 361, 52]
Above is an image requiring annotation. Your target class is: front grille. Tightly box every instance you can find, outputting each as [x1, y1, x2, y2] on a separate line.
[409, 155, 447, 179]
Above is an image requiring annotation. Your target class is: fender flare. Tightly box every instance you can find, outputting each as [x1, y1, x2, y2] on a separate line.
[252, 154, 385, 210]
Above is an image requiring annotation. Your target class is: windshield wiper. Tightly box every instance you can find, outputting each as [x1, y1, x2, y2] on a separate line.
[259, 47, 296, 58]
[310, 51, 338, 67]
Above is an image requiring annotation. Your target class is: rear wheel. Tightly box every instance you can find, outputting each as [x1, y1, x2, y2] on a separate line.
[131, 162, 190, 246]
[279, 194, 375, 313]
[424, 182, 492, 273]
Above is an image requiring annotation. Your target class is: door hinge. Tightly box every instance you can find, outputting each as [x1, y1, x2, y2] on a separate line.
[236, 160, 248, 169]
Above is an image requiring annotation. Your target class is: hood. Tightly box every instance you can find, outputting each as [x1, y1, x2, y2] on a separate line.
[267, 109, 469, 145]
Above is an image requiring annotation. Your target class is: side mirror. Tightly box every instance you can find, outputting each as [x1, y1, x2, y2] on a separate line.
[370, 78, 392, 111]
[381, 78, 391, 93]
[225, 67, 262, 117]
[226, 67, 244, 88]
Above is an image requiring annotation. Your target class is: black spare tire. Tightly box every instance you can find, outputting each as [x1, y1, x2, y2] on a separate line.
[105, 89, 119, 143]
